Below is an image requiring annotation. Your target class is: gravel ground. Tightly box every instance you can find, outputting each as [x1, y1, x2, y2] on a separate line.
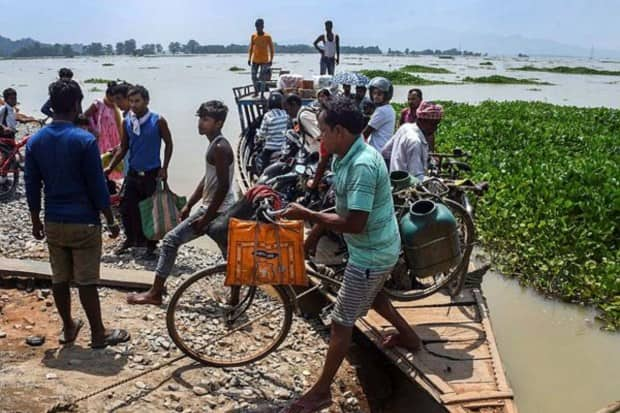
[0, 125, 433, 413]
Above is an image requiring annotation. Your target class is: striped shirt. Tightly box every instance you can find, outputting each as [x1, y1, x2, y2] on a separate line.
[257, 108, 289, 151]
[333, 137, 400, 270]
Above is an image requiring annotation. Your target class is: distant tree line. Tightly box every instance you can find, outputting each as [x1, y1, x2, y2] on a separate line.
[8, 38, 383, 58]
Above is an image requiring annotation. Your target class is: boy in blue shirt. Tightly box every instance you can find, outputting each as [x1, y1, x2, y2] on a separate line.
[25, 79, 129, 348]
[105, 85, 174, 259]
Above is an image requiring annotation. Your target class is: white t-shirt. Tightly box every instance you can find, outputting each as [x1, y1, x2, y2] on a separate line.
[0, 105, 17, 130]
[368, 104, 395, 152]
[381, 123, 428, 181]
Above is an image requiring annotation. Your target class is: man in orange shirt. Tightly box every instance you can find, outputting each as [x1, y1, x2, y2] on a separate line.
[248, 18, 274, 97]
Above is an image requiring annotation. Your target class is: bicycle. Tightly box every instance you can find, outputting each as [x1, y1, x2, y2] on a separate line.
[0, 135, 30, 201]
[165, 183, 476, 367]
[427, 149, 489, 296]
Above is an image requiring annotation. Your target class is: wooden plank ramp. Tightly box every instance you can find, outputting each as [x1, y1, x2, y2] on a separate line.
[354, 289, 518, 413]
[0, 258, 152, 290]
[310, 237, 517, 413]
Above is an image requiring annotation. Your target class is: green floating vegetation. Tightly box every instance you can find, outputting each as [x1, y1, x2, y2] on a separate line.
[480, 61, 494, 66]
[84, 78, 114, 84]
[359, 69, 452, 85]
[229, 66, 244, 72]
[400, 64, 452, 74]
[510, 65, 620, 76]
[463, 75, 553, 85]
[89, 87, 103, 92]
[392, 100, 620, 330]
[438, 55, 454, 59]
[102, 63, 114, 67]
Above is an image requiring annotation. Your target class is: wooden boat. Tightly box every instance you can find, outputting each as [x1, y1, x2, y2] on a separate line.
[232, 84, 518, 413]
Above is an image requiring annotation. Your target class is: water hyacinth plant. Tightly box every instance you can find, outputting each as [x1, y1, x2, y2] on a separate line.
[392, 100, 620, 330]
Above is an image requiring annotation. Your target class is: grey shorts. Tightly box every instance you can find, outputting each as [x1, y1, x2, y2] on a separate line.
[331, 263, 392, 327]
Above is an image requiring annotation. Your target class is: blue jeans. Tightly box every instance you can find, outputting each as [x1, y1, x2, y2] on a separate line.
[154, 206, 226, 280]
[251, 63, 271, 95]
[320, 56, 336, 75]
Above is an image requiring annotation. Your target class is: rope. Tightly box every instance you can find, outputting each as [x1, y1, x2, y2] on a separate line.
[46, 353, 188, 412]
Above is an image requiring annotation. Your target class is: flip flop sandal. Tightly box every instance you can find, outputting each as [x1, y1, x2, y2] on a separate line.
[280, 397, 333, 413]
[59, 319, 84, 344]
[91, 328, 130, 349]
[26, 335, 46, 346]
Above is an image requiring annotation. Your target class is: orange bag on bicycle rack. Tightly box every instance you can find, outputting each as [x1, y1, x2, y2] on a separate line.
[225, 218, 308, 286]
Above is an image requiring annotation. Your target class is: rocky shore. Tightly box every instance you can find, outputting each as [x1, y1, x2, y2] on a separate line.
[0, 178, 372, 412]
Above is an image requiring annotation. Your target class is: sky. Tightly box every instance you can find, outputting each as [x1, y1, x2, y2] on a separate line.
[3, 0, 619, 55]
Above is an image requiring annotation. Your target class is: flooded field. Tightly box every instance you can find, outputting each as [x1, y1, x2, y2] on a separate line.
[0, 54, 618, 412]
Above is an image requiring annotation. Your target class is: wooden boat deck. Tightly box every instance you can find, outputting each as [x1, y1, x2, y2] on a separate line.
[309, 238, 517, 413]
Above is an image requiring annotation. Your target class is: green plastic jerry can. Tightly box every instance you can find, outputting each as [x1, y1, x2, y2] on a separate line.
[399, 199, 462, 277]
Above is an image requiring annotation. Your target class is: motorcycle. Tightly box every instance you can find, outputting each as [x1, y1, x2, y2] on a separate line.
[257, 130, 320, 204]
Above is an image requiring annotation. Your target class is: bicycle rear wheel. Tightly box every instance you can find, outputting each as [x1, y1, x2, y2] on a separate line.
[166, 264, 293, 367]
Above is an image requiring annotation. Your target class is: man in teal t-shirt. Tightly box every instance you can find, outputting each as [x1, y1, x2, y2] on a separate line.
[281, 96, 421, 413]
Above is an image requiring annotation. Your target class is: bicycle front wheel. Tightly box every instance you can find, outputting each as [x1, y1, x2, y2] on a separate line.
[166, 264, 293, 367]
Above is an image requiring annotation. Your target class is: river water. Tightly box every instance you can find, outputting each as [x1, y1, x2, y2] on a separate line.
[1, 54, 618, 412]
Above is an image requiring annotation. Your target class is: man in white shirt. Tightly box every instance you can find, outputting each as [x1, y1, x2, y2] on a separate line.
[382, 101, 444, 181]
[313, 20, 340, 75]
[362, 77, 395, 152]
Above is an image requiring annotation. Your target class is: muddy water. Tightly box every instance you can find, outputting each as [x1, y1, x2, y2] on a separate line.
[1, 54, 619, 413]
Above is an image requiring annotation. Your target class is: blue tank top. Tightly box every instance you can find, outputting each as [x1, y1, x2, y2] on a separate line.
[125, 112, 162, 172]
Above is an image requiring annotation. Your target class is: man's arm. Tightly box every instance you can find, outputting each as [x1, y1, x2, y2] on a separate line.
[335, 34, 340, 64]
[82, 138, 111, 213]
[381, 135, 395, 162]
[285, 206, 369, 235]
[16, 112, 39, 124]
[363, 108, 387, 140]
[248, 35, 254, 65]
[40, 99, 53, 118]
[192, 142, 233, 231]
[104, 121, 128, 174]
[24, 141, 45, 239]
[313, 35, 324, 54]
[362, 125, 375, 140]
[158, 117, 174, 181]
[268, 35, 274, 64]
[178, 175, 205, 221]
[309, 155, 330, 190]
[286, 164, 375, 234]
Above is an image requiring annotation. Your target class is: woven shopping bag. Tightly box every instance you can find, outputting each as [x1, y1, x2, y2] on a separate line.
[225, 218, 307, 286]
[139, 179, 187, 241]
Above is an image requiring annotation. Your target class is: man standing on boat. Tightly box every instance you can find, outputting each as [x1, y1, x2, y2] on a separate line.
[279, 96, 420, 413]
[313, 20, 340, 75]
[248, 18, 274, 97]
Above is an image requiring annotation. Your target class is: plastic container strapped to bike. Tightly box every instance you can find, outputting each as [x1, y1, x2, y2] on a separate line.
[399, 199, 461, 277]
[224, 217, 308, 286]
